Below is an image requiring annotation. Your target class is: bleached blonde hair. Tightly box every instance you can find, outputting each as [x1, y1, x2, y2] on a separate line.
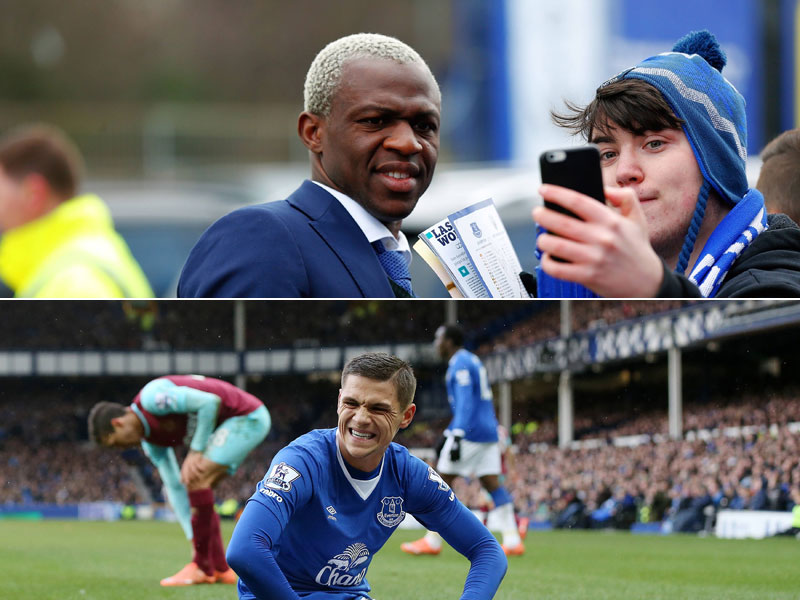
[303, 33, 440, 117]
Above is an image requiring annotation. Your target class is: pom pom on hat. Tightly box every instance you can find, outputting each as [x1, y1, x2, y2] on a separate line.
[672, 29, 727, 73]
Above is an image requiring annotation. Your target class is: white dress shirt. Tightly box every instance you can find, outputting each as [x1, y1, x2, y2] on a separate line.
[311, 181, 412, 266]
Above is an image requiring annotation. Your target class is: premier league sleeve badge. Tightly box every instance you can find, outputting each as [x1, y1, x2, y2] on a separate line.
[264, 461, 302, 492]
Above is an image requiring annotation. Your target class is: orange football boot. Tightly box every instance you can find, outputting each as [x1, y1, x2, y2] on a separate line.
[400, 537, 441, 555]
[215, 567, 238, 584]
[160, 562, 216, 586]
[502, 542, 525, 556]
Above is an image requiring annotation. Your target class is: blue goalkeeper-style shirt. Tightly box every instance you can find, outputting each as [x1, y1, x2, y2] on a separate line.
[227, 428, 506, 600]
[445, 349, 499, 443]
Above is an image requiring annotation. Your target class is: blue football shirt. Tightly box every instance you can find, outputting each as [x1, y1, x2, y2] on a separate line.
[446, 349, 499, 443]
[230, 428, 505, 599]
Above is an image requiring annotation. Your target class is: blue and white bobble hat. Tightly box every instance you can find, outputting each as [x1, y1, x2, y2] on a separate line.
[603, 30, 749, 273]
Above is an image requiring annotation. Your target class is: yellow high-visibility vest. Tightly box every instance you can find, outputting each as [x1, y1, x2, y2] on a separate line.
[0, 194, 153, 298]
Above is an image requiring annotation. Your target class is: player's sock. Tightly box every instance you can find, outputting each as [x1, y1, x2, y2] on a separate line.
[423, 530, 442, 550]
[209, 504, 229, 573]
[490, 488, 521, 548]
[189, 488, 216, 576]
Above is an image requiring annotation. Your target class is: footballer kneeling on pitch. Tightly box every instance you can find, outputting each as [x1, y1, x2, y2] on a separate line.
[226, 352, 507, 600]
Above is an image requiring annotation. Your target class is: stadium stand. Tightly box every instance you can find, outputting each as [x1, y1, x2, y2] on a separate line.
[1, 299, 798, 540]
[2, 376, 798, 538]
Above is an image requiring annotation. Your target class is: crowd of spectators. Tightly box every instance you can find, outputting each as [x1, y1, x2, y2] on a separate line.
[0, 380, 145, 505]
[479, 300, 694, 353]
[507, 423, 799, 533]
[453, 388, 800, 533]
[3, 374, 799, 540]
[509, 390, 800, 447]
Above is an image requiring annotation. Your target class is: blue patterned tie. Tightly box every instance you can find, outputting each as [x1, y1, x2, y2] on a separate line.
[372, 241, 413, 296]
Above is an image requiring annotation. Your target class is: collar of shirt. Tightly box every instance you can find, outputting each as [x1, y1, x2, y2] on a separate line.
[130, 403, 151, 437]
[311, 181, 411, 264]
[448, 348, 468, 368]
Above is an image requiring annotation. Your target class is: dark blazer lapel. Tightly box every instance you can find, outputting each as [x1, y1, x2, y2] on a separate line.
[288, 180, 394, 297]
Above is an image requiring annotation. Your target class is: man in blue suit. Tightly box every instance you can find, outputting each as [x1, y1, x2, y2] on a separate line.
[178, 33, 441, 298]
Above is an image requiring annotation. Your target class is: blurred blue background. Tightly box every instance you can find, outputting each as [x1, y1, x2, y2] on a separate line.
[1, 0, 797, 296]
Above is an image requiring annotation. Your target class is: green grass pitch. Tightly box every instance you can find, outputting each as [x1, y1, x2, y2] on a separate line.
[3, 520, 799, 599]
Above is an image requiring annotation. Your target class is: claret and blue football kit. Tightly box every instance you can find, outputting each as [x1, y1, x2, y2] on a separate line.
[132, 375, 270, 538]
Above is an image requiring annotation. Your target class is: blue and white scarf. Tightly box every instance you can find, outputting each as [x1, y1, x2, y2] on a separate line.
[535, 188, 767, 298]
[687, 188, 767, 297]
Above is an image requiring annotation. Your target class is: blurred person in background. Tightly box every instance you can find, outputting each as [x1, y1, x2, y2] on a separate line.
[774, 487, 800, 537]
[226, 352, 506, 600]
[0, 124, 153, 298]
[178, 33, 441, 298]
[401, 324, 526, 557]
[88, 374, 271, 587]
[756, 128, 800, 225]
[533, 30, 800, 298]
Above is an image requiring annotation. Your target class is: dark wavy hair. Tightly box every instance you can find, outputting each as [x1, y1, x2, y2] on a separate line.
[87, 402, 126, 444]
[552, 78, 685, 141]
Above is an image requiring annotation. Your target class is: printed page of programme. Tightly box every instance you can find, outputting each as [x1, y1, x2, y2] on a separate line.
[448, 199, 527, 298]
[418, 218, 491, 298]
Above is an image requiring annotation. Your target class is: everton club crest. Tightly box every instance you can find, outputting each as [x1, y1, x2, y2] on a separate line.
[377, 496, 405, 527]
[470, 222, 482, 238]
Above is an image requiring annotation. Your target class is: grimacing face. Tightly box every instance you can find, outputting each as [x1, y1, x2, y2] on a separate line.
[304, 57, 440, 232]
[336, 374, 415, 472]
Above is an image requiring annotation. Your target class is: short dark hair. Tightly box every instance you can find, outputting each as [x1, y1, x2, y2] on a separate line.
[0, 123, 84, 199]
[552, 78, 685, 141]
[87, 401, 127, 444]
[757, 129, 800, 223]
[341, 352, 416, 409]
[439, 324, 464, 347]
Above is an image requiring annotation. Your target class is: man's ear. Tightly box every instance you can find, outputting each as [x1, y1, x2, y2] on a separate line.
[110, 416, 123, 429]
[399, 403, 416, 429]
[23, 173, 55, 215]
[298, 111, 325, 153]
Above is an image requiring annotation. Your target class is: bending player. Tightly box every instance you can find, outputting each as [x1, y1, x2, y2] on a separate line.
[226, 352, 507, 599]
[88, 374, 271, 586]
[402, 324, 525, 556]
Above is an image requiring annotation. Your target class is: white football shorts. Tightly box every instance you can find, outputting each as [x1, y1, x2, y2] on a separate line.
[436, 436, 501, 478]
